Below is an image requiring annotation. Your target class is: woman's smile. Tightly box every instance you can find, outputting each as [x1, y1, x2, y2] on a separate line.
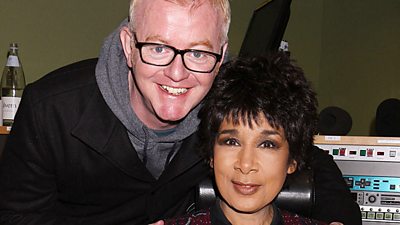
[232, 181, 261, 195]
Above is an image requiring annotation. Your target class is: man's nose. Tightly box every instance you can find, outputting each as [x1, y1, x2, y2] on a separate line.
[164, 55, 190, 82]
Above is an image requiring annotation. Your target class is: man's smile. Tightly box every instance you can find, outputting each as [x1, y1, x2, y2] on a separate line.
[160, 85, 189, 96]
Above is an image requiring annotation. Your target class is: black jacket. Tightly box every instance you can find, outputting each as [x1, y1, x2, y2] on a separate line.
[0, 59, 361, 225]
[0, 58, 209, 225]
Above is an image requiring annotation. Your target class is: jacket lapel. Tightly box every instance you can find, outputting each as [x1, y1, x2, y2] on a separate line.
[71, 88, 154, 182]
[157, 132, 207, 184]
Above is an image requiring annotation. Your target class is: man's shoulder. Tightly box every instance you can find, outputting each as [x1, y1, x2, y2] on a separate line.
[26, 58, 99, 102]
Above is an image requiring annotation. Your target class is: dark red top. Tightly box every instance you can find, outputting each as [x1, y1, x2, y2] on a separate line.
[165, 203, 328, 225]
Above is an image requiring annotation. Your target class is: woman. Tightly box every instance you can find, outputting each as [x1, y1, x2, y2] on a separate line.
[165, 53, 327, 225]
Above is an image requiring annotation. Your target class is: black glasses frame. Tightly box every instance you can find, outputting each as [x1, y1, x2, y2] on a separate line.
[133, 33, 223, 73]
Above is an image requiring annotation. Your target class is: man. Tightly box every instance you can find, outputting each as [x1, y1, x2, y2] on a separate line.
[0, 0, 360, 224]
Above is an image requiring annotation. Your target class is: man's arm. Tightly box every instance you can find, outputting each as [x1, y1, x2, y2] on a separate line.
[0, 86, 77, 225]
[311, 146, 362, 225]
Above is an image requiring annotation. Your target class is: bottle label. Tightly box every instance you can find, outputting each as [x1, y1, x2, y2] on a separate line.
[2, 97, 21, 120]
[6, 55, 20, 67]
[0, 99, 2, 126]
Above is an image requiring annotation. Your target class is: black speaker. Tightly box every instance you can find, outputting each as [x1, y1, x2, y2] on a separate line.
[318, 106, 352, 136]
[376, 98, 400, 137]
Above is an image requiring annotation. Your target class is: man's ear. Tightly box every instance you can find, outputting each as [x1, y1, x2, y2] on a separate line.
[120, 26, 133, 68]
[214, 42, 228, 74]
[221, 42, 228, 63]
[287, 160, 297, 174]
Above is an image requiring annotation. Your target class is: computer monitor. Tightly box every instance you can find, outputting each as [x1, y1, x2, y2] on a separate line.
[239, 0, 292, 57]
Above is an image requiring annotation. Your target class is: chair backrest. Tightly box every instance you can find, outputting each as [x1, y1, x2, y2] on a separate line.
[195, 168, 315, 217]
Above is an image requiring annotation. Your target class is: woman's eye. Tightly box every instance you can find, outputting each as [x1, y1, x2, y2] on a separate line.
[224, 138, 239, 146]
[259, 140, 277, 149]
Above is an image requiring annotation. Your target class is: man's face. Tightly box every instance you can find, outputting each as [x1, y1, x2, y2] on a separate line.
[212, 115, 297, 219]
[121, 0, 227, 129]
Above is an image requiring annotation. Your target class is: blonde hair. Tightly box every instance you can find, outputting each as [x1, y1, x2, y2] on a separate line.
[128, 0, 231, 43]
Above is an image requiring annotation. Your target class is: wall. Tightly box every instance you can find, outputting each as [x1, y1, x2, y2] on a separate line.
[283, 0, 323, 96]
[228, 0, 265, 56]
[281, 0, 400, 135]
[0, 0, 268, 83]
[318, 0, 400, 135]
[1, 0, 399, 135]
[0, 0, 129, 83]
[232, 0, 400, 136]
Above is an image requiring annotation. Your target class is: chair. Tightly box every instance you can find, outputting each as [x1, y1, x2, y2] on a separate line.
[196, 168, 314, 217]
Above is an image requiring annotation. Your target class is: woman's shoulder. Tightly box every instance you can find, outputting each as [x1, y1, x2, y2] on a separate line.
[164, 208, 212, 225]
[281, 210, 329, 225]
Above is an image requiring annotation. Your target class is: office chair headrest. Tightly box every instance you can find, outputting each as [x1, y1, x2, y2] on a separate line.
[274, 168, 314, 216]
[196, 168, 314, 217]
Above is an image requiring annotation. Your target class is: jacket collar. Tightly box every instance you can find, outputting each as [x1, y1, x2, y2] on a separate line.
[71, 86, 205, 183]
[158, 132, 205, 183]
[71, 87, 154, 182]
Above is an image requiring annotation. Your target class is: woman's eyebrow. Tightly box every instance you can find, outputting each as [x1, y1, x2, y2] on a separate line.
[261, 129, 281, 136]
[217, 129, 237, 136]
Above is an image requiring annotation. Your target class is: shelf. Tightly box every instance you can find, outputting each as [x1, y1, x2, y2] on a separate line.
[0, 126, 10, 135]
[314, 135, 400, 146]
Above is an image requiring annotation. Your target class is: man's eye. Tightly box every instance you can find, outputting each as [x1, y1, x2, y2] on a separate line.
[153, 46, 166, 53]
[191, 51, 204, 58]
[147, 45, 169, 54]
[259, 140, 277, 149]
[224, 138, 239, 146]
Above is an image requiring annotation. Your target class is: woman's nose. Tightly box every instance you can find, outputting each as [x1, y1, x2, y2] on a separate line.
[234, 148, 258, 174]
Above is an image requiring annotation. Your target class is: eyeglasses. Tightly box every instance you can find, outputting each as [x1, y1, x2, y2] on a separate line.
[133, 33, 223, 73]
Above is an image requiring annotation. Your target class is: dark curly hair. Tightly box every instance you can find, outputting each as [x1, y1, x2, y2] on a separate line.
[198, 53, 318, 171]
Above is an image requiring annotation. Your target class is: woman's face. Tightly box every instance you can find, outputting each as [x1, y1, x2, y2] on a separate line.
[212, 115, 297, 218]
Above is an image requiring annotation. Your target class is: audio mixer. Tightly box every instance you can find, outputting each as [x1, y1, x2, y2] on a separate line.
[315, 135, 400, 224]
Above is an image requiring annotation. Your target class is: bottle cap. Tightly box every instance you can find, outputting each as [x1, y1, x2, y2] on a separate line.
[9, 43, 18, 50]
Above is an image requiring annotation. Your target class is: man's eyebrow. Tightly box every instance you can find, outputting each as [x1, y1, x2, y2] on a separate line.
[144, 35, 167, 43]
[144, 35, 214, 49]
[191, 40, 214, 49]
